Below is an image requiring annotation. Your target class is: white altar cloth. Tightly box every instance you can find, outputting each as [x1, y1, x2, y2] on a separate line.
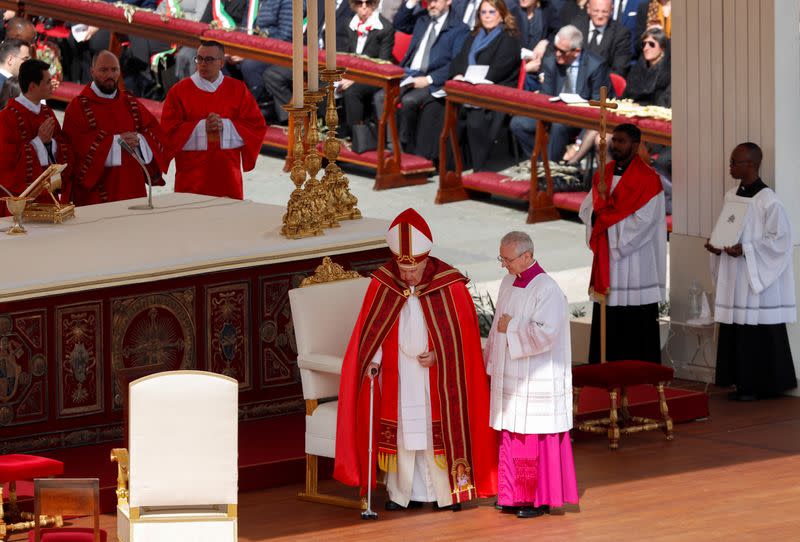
[0, 193, 388, 302]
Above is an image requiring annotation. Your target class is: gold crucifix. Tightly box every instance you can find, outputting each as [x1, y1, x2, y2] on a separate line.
[589, 86, 618, 200]
[588, 86, 617, 364]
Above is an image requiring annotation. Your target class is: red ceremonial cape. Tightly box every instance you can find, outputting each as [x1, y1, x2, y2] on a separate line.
[589, 154, 663, 296]
[334, 258, 498, 502]
[161, 76, 267, 200]
[63, 85, 168, 206]
[0, 100, 71, 216]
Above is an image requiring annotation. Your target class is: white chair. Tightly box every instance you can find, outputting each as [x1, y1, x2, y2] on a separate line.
[111, 370, 238, 542]
[289, 257, 371, 509]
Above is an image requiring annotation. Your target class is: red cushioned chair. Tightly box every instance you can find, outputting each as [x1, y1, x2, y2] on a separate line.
[0, 455, 64, 538]
[28, 478, 106, 542]
[392, 31, 413, 64]
[610, 73, 627, 97]
[572, 360, 674, 449]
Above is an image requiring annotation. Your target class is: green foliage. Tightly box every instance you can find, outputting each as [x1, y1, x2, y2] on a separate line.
[467, 281, 495, 338]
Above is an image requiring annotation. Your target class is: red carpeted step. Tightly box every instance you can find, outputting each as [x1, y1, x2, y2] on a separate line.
[577, 385, 709, 423]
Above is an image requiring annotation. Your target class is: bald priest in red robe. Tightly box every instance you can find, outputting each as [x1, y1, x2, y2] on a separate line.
[161, 40, 267, 200]
[63, 50, 168, 206]
[0, 59, 70, 215]
[335, 209, 497, 512]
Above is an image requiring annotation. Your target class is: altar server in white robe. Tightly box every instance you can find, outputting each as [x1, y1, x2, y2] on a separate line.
[579, 123, 667, 363]
[484, 231, 579, 519]
[705, 142, 797, 401]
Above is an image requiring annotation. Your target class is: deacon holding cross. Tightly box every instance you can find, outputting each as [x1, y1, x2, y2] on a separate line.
[335, 209, 497, 512]
[578, 121, 667, 363]
[705, 142, 797, 401]
[484, 231, 579, 519]
[161, 40, 267, 200]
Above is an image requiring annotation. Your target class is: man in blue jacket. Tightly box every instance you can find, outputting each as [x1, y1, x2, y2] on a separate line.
[392, 0, 469, 160]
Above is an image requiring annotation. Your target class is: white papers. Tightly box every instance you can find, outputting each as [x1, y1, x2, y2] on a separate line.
[463, 65, 492, 85]
[400, 76, 415, 87]
[548, 93, 587, 104]
[431, 89, 447, 99]
[520, 47, 534, 60]
[71, 24, 91, 43]
[709, 197, 751, 248]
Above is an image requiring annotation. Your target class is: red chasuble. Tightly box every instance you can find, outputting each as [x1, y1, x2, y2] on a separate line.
[63, 85, 167, 206]
[335, 258, 498, 501]
[0, 100, 71, 215]
[161, 77, 267, 200]
[589, 155, 663, 297]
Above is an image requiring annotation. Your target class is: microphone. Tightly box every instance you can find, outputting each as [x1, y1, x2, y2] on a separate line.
[119, 136, 154, 210]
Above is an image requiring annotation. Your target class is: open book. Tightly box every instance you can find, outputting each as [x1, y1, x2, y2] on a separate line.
[462, 65, 493, 85]
[548, 93, 588, 104]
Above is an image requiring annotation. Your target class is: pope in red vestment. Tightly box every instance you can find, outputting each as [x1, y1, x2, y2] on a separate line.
[63, 51, 168, 206]
[161, 40, 267, 200]
[0, 59, 70, 215]
[335, 209, 497, 511]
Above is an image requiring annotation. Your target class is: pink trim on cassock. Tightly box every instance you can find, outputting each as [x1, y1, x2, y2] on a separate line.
[497, 430, 579, 508]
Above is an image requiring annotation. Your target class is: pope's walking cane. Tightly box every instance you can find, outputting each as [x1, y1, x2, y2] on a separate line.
[361, 367, 379, 520]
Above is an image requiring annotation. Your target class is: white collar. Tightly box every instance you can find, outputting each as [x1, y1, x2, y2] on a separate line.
[349, 11, 383, 32]
[15, 94, 42, 114]
[0, 68, 12, 79]
[91, 81, 118, 99]
[191, 71, 224, 92]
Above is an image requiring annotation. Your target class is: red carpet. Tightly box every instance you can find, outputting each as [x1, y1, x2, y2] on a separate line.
[5, 388, 706, 514]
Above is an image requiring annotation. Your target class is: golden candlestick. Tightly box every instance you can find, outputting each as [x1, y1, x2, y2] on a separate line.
[281, 105, 323, 239]
[304, 89, 339, 229]
[320, 68, 361, 222]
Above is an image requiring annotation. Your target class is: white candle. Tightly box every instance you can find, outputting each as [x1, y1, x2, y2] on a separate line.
[307, 0, 319, 91]
[325, 0, 336, 70]
[292, 0, 304, 107]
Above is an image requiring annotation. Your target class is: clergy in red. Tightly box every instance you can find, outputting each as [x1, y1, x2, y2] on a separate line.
[161, 40, 267, 200]
[0, 59, 70, 215]
[63, 50, 168, 206]
[335, 209, 497, 511]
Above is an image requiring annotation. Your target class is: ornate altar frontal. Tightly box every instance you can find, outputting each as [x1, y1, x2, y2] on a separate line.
[0, 193, 389, 454]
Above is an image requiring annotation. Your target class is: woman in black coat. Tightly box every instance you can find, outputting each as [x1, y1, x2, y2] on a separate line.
[623, 27, 670, 107]
[340, 0, 395, 132]
[449, 0, 521, 171]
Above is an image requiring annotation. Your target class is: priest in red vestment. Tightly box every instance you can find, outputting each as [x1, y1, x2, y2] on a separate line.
[63, 50, 168, 206]
[0, 59, 70, 216]
[335, 208, 497, 511]
[161, 40, 267, 200]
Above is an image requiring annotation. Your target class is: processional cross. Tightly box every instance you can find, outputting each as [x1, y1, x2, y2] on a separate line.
[588, 86, 618, 363]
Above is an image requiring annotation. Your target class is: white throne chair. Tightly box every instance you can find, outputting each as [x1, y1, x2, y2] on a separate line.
[111, 370, 238, 542]
[289, 257, 371, 509]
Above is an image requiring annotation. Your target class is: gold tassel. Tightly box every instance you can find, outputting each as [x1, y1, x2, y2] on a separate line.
[377, 452, 398, 472]
[378, 452, 387, 472]
[434, 454, 448, 470]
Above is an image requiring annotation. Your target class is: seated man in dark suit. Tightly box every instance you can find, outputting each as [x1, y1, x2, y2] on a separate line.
[571, 0, 630, 76]
[509, 24, 610, 159]
[391, 0, 470, 160]
[610, 0, 645, 59]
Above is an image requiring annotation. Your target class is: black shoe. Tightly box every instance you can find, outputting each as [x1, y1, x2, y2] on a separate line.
[517, 506, 545, 518]
[433, 502, 462, 512]
[537, 505, 551, 514]
[386, 500, 422, 511]
[494, 501, 520, 513]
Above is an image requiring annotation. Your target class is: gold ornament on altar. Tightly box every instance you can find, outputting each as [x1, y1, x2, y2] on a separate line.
[281, 104, 323, 239]
[304, 89, 339, 229]
[21, 163, 75, 224]
[2, 196, 32, 235]
[300, 256, 363, 287]
[320, 68, 361, 222]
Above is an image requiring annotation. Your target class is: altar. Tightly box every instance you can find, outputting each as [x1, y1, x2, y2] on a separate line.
[0, 193, 390, 455]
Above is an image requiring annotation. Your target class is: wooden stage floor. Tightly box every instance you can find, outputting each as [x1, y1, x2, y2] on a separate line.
[11, 385, 800, 541]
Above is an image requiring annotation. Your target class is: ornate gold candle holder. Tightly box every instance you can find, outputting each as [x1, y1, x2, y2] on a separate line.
[2, 196, 32, 235]
[281, 105, 323, 239]
[320, 68, 361, 222]
[303, 89, 339, 229]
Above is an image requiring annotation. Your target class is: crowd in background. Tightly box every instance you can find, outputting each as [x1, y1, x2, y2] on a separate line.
[0, 0, 673, 193]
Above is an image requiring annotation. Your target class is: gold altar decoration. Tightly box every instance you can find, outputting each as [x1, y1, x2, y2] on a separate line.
[2, 197, 31, 235]
[281, 104, 324, 239]
[299, 256, 363, 287]
[572, 98, 672, 121]
[303, 89, 339, 229]
[320, 68, 361, 222]
[20, 164, 75, 224]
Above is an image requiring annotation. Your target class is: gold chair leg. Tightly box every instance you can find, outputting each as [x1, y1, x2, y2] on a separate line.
[572, 386, 581, 419]
[657, 383, 674, 440]
[608, 389, 620, 449]
[620, 387, 632, 423]
[297, 453, 364, 509]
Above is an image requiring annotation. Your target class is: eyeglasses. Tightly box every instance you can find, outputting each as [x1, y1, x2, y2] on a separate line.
[643, 40, 658, 48]
[195, 55, 222, 64]
[497, 252, 529, 265]
[554, 45, 576, 56]
[353, 0, 373, 5]
[480, 8, 497, 15]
